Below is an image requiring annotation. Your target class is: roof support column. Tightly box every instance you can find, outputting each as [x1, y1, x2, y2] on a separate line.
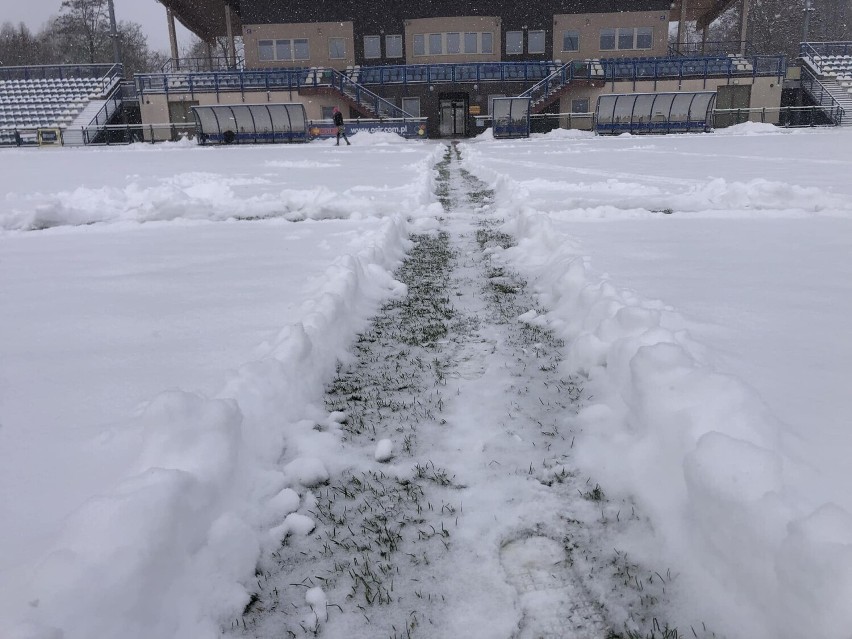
[225, 3, 237, 69]
[206, 40, 215, 71]
[739, 0, 751, 55]
[677, 0, 689, 54]
[166, 6, 180, 69]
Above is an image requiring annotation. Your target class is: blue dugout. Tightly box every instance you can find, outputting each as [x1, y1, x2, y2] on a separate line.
[192, 103, 309, 144]
[595, 91, 717, 135]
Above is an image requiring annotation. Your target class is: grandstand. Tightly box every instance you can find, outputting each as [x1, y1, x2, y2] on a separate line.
[0, 65, 125, 146]
[799, 42, 852, 126]
[138, 0, 789, 139]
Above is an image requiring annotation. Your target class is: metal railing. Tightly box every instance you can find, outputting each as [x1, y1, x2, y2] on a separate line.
[161, 56, 243, 73]
[519, 54, 787, 108]
[800, 65, 846, 125]
[136, 67, 415, 119]
[0, 63, 124, 83]
[324, 68, 415, 119]
[354, 61, 557, 85]
[800, 41, 852, 59]
[668, 41, 752, 56]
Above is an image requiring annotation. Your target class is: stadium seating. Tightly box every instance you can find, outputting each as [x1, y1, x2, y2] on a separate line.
[0, 70, 121, 144]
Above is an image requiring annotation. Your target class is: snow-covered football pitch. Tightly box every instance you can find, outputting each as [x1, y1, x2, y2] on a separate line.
[2, 125, 851, 639]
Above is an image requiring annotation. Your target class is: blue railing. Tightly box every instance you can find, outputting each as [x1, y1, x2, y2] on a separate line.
[136, 67, 414, 119]
[356, 62, 556, 85]
[668, 41, 752, 57]
[800, 41, 852, 59]
[800, 65, 845, 125]
[599, 55, 786, 81]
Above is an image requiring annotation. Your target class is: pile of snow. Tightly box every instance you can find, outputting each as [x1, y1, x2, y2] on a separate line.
[459, 127, 852, 639]
[712, 121, 795, 136]
[0, 143, 444, 231]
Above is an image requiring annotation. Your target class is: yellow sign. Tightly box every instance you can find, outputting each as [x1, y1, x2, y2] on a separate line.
[469, 105, 481, 115]
[37, 128, 62, 146]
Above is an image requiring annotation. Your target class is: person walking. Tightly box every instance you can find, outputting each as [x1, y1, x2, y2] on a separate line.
[333, 106, 350, 146]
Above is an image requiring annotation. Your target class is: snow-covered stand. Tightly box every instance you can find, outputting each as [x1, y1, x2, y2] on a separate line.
[191, 103, 309, 145]
[595, 91, 716, 135]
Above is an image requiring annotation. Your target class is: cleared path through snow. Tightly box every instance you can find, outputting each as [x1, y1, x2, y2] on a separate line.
[232, 145, 697, 639]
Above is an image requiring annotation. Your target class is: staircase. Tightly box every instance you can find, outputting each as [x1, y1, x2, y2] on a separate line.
[820, 79, 852, 125]
[800, 64, 850, 126]
[519, 59, 604, 113]
[301, 67, 415, 119]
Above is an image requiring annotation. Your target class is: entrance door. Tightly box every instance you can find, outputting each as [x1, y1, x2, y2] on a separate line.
[439, 97, 468, 137]
[715, 85, 751, 128]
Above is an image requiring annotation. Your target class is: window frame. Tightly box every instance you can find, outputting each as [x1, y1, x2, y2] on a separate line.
[562, 30, 580, 52]
[258, 39, 274, 61]
[505, 30, 523, 55]
[481, 32, 494, 54]
[446, 32, 461, 55]
[328, 37, 346, 60]
[385, 34, 403, 58]
[428, 33, 443, 55]
[599, 28, 616, 51]
[402, 97, 421, 118]
[571, 97, 590, 114]
[413, 34, 425, 56]
[636, 27, 653, 50]
[618, 28, 635, 50]
[293, 38, 309, 60]
[464, 32, 478, 54]
[363, 35, 381, 59]
[528, 30, 546, 54]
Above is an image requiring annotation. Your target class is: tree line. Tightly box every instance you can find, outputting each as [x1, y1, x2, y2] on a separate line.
[0, 0, 173, 77]
[706, 0, 850, 59]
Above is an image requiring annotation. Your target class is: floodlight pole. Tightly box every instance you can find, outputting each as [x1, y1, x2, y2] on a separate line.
[803, 0, 815, 44]
[106, 0, 122, 66]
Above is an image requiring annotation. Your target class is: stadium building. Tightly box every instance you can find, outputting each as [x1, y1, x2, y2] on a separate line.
[135, 0, 787, 139]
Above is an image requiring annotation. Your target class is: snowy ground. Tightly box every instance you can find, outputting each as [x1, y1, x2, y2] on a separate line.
[2, 125, 851, 639]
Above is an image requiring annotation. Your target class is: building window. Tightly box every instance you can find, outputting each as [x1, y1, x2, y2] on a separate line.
[528, 30, 545, 54]
[600, 28, 616, 51]
[481, 32, 493, 54]
[321, 106, 336, 120]
[414, 31, 494, 57]
[447, 32, 461, 54]
[329, 37, 345, 59]
[258, 40, 274, 61]
[402, 97, 421, 117]
[276, 40, 291, 60]
[386, 34, 403, 58]
[618, 28, 635, 50]
[464, 32, 478, 53]
[364, 35, 381, 59]
[506, 31, 523, 55]
[571, 98, 590, 113]
[378, 97, 396, 117]
[259, 38, 310, 62]
[636, 27, 653, 49]
[293, 39, 309, 60]
[562, 30, 579, 52]
[413, 34, 425, 56]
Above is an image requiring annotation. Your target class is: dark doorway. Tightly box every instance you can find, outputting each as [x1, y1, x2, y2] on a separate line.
[715, 85, 751, 128]
[438, 94, 468, 137]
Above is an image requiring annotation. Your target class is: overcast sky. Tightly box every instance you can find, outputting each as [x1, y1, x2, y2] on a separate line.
[3, 0, 193, 53]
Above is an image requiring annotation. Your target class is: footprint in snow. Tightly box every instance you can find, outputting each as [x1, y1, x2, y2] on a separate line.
[500, 534, 608, 639]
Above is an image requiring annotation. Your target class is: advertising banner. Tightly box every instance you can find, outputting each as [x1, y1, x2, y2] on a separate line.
[309, 121, 427, 140]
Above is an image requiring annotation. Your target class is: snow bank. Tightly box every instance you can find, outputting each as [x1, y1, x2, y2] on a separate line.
[0, 142, 444, 232]
[9, 214, 413, 639]
[459, 139, 852, 639]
